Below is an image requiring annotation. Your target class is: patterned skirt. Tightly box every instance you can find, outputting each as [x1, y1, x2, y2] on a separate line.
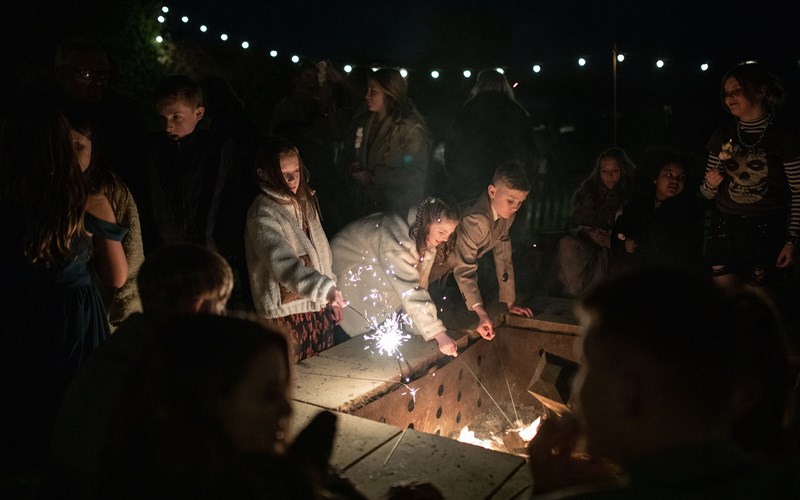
[269, 308, 336, 363]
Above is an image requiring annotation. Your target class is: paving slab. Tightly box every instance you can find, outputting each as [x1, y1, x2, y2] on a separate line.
[488, 463, 532, 499]
[318, 331, 442, 380]
[344, 428, 525, 500]
[287, 402, 402, 471]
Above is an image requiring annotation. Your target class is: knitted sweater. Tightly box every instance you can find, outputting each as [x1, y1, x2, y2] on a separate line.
[244, 186, 336, 319]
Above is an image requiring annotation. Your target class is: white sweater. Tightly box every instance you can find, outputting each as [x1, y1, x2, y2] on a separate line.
[245, 187, 336, 319]
[331, 208, 445, 341]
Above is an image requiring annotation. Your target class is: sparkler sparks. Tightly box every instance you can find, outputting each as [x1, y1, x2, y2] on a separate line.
[364, 312, 411, 357]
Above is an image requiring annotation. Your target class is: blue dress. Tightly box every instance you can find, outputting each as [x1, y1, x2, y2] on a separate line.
[0, 209, 126, 469]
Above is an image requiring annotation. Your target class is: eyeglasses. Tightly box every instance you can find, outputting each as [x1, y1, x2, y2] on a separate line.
[65, 66, 111, 82]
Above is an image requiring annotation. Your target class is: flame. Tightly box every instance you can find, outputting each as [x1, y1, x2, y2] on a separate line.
[455, 417, 543, 454]
[457, 426, 504, 451]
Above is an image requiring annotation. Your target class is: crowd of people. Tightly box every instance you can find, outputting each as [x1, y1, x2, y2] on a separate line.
[1, 33, 799, 498]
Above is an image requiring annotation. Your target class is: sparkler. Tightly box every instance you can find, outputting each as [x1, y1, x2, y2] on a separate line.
[347, 304, 414, 380]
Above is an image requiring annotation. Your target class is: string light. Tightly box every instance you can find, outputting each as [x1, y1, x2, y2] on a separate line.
[399, 68, 408, 78]
[155, 35, 163, 43]
[157, 6, 742, 77]
[344, 64, 353, 73]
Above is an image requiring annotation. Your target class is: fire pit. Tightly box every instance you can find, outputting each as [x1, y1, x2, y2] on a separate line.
[349, 320, 580, 455]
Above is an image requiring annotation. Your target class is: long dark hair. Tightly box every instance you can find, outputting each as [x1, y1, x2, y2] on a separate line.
[0, 100, 87, 265]
[368, 68, 425, 126]
[409, 197, 461, 261]
[62, 106, 128, 213]
[254, 137, 317, 223]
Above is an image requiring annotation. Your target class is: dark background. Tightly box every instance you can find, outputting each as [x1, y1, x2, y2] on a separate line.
[3, 0, 799, 172]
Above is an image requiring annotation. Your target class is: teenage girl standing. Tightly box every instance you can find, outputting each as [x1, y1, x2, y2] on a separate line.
[700, 61, 800, 288]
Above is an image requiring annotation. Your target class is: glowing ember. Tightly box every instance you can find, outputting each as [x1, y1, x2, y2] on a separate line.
[457, 426, 504, 451]
[456, 417, 543, 455]
[518, 417, 542, 442]
[364, 312, 411, 356]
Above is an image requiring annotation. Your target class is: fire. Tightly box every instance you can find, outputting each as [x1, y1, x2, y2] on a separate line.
[457, 426, 504, 451]
[456, 417, 543, 455]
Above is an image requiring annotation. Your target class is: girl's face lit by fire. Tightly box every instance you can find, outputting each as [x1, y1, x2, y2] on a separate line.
[70, 129, 93, 173]
[426, 218, 458, 249]
[599, 158, 622, 190]
[279, 154, 301, 194]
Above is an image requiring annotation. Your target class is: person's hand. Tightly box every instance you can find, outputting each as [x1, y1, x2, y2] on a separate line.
[474, 306, 494, 340]
[434, 331, 458, 357]
[704, 169, 724, 188]
[350, 163, 373, 185]
[527, 415, 620, 493]
[326, 287, 346, 324]
[509, 304, 533, 318]
[85, 193, 116, 224]
[776, 242, 795, 268]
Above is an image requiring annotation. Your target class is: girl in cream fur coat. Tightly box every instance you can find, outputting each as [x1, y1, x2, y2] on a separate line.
[245, 139, 346, 362]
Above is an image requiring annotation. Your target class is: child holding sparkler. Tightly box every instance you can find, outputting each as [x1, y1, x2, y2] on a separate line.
[700, 61, 800, 288]
[245, 138, 347, 363]
[452, 160, 534, 340]
[331, 197, 461, 357]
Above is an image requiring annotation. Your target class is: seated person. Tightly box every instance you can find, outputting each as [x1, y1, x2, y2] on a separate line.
[557, 147, 635, 297]
[47, 243, 233, 498]
[612, 149, 705, 274]
[527, 266, 800, 498]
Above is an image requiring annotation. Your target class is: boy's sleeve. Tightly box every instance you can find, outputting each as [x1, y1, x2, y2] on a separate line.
[453, 213, 489, 310]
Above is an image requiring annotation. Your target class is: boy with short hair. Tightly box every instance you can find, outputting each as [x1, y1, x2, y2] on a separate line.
[452, 160, 533, 339]
[49, 243, 235, 497]
[142, 75, 249, 308]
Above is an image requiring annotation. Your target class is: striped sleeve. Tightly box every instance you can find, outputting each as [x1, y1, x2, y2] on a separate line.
[785, 156, 800, 239]
[700, 152, 721, 199]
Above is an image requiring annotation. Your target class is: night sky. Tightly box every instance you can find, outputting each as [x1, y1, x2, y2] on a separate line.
[161, 0, 798, 71]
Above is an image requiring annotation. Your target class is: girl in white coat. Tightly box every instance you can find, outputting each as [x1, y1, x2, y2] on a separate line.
[245, 138, 346, 362]
[331, 197, 460, 356]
